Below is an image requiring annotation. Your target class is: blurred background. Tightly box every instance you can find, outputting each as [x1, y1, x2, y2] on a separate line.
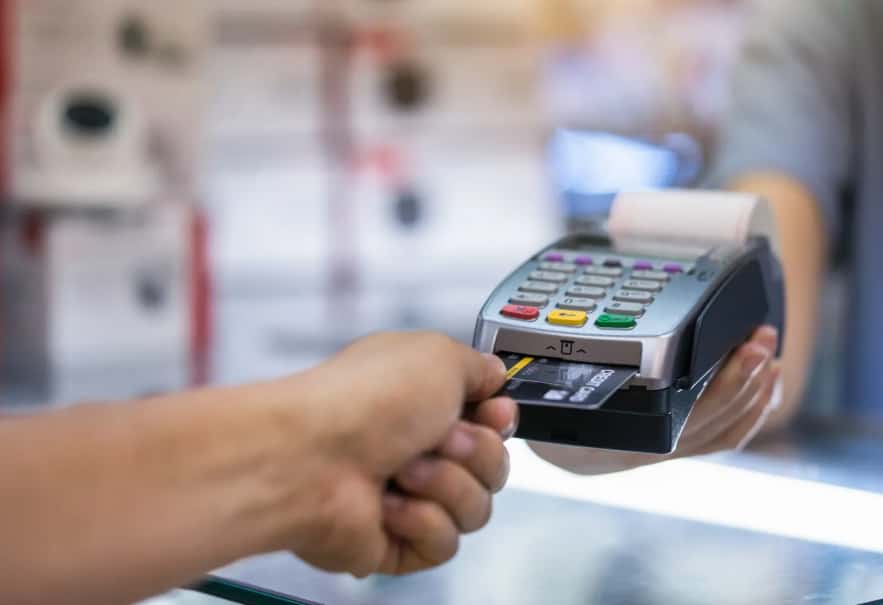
[6, 2, 883, 604]
[0, 0, 768, 407]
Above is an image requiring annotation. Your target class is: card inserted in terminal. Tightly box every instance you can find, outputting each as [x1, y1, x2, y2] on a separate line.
[498, 353, 637, 410]
[474, 193, 785, 452]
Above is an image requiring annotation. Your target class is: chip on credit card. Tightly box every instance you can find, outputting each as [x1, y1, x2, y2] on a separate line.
[498, 352, 637, 409]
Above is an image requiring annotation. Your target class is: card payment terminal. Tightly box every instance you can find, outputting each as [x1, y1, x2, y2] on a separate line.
[473, 192, 785, 454]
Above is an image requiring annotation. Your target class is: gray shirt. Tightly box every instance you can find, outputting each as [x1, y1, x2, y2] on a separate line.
[706, 0, 883, 417]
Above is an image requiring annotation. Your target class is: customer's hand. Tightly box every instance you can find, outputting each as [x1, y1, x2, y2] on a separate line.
[530, 326, 781, 475]
[264, 332, 516, 577]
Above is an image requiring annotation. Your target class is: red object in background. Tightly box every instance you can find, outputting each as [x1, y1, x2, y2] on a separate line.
[0, 2, 211, 392]
[0, 0, 13, 196]
[352, 28, 407, 60]
[0, 0, 11, 369]
[353, 145, 406, 186]
[190, 208, 212, 386]
[20, 211, 45, 255]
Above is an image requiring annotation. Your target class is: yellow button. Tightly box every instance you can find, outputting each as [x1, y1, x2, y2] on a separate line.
[547, 309, 588, 327]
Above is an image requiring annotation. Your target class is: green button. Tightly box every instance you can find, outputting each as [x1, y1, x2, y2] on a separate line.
[595, 313, 637, 329]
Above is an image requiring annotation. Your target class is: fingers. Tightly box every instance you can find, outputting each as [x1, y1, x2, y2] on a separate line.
[680, 354, 771, 442]
[685, 361, 771, 443]
[394, 457, 491, 533]
[380, 419, 507, 576]
[348, 332, 507, 403]
[465, 397, 519, 440]
[460, 348, 508, 403]
[754, 324, 779, 354]
[438, 421, 509, 492]
[379, 495, 460, 575]
[681, 359, 774, 451]
[684, 327, 778, 433]
[434, 333, 506, 402]
[734, 369, 782, 451]
[727, 363, 782, 451]
[683, 363, 781, 457]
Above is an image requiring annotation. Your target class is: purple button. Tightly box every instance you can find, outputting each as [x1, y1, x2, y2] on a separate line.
[664, 263, 684, 274]
[573, 256, 593, 266]
[633, 261, 654, 270]
[544, 253, 564, 262]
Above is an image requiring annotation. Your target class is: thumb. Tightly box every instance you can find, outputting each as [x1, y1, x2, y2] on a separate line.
[460, 350, 508, 402]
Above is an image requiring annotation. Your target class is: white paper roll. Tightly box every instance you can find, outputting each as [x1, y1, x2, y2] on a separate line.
[608, 189, 779, 258]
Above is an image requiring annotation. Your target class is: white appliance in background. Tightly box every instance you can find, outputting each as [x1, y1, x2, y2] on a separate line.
[347, 21, 543, 142]
[7, 0, 209, 200]
[0, 204, 207, 405]
[15, 81, 158, 208]
[344, 8, 557, 331]
[0, 0, 212, 406]
[0, 84, 211, 403]
[202, 1, 562, 377]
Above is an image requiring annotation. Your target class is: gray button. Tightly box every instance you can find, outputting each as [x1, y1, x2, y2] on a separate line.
[614, 290, 654, 304]
[585, 266, 623, 277]
[558, 297, 597, 311]
[576, 275, 615, 288]
[510, 293, 549, 307]
[540, 262, 577, 273]
[565, 285, 606, 299]
[519, 281, 558, 294]
[623, 279, 662, 293]
[630, 270, 670, 282]
[529, 270, 568, 283]
[604, 301, 645, 316]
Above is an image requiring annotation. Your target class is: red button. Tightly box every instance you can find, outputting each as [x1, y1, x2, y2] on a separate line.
[501, 304, 539, 320]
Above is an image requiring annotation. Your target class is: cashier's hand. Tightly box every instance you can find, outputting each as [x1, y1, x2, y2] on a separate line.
[530, 326, 782, 475]
[277, 332, 516, 577]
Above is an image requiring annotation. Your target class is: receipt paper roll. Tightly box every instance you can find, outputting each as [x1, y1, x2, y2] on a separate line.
[608, 190, 780, 259]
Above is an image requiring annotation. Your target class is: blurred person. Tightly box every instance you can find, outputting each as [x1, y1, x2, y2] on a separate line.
[535, 0, 876, 474]
[706, 0, 875, 416]
[0, 332, 517, 605]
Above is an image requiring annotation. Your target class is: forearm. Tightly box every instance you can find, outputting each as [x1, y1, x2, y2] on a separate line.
[729, 173, 828, 429]
[0, 381, 309, 605]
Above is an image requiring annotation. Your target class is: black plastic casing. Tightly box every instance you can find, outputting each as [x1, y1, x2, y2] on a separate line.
[508, 237, 785, 454]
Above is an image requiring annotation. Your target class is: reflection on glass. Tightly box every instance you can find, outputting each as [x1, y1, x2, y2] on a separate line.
[159, 576, 320, 605]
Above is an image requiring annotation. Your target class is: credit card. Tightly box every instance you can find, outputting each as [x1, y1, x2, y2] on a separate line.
[498, 352, 637, 409]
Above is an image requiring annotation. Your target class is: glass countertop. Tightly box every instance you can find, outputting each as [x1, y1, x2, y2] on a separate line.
[161, 424, 883, 605]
